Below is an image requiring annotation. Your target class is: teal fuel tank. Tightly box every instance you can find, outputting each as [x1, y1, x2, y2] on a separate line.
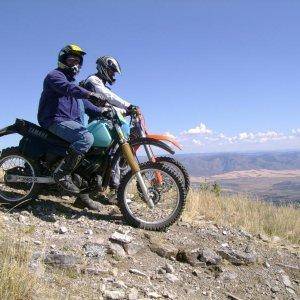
[87, 117, 130, 148]
[87, 120, 113, 147]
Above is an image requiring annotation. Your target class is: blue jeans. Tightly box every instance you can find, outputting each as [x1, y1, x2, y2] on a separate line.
[48, 120, 94, 154]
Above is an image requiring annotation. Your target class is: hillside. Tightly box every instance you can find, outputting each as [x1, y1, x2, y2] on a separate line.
[0, 191, 299, 299]
[176, 151, 300, 176]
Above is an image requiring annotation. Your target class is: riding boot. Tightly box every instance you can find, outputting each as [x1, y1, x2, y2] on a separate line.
[73, 193, 101, 211]
[53, 148, 84, 194]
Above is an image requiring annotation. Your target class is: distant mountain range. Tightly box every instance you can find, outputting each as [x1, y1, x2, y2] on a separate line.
[175, 151, 300, 176]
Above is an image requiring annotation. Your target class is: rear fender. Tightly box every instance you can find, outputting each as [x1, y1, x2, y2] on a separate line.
[0, 124, 17, 138]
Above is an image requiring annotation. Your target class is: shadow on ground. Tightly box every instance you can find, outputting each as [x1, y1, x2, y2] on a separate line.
[0, 194, 124, 225]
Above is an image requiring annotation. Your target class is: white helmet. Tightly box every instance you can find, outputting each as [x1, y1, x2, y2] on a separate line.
[96, 55, 121, 85]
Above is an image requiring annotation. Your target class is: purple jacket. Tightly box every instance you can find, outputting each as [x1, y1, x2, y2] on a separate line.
[38, 68, 101, 128]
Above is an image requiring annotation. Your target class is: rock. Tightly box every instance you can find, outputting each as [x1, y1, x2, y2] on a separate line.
[84, 229, 93, 235]
[198, 248, 221, 265]
[244, 244, 254, 253]
[219, 271, 237, 281]
[103, 290, 126, 300]
[44, 253, 79, 268]
[271, 236, 281, 244]
[114, 280, 127, 289]
[175, 249, 205, 267]
[59, 226, 68, 234]
[218, 247, 257, 266]
[129, 268, 148, 277]
[21, 211, 31, 217]
[149, 237, 177, 260]
[222, 230, 228, 235]
[128, 287, 139, 300]
[29, 251, 44, 275]
[158, 267, 166, 274]
[110, 267, 118, 277]
[123, 242, 143, 255]
[264, 261, 271, 268]
[81, 267, 110, 276]
[258, 233, 269, 242]
[147, 291, 161, 298]
[165, 273, 179, 283]
[108, 242, 126, 258]
[18, 215, 27, 223]
[286, 287, 296, 295]
[221, 243, 229, 248]
[227, 293, 243, 300]
[271, 286, 280, 293]
[83, 242, 107, 258]
[109, 231, 133, 244]
[34, 240, 42, 245]
[192, 269, 202, 277]
[61, 195, 70, 200]
[281, 274, 293, 288]
[239, 229, 252, 238]
[165, 262, 175, 274]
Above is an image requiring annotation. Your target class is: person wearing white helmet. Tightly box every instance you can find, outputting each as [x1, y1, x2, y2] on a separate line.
[81, 56, 136, 203]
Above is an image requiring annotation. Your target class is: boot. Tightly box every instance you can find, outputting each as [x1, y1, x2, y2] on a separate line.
[73, 193, 101, 211]
[95, 190, 118, 206]
[53, 148, 84, 194]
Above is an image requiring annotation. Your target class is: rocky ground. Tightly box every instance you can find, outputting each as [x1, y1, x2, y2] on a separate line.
[0, 195, 299, 300]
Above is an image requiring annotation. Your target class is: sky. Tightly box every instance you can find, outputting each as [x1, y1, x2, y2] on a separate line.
[1, 0, 300, 153]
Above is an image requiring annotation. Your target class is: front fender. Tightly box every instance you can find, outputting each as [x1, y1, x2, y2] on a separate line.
[146, 134, 182, 150]
[110, 137, 175, 171]
[131, 137, 175, 155]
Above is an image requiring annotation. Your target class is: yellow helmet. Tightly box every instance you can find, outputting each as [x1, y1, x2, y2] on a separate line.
[58, 44, 86, 74]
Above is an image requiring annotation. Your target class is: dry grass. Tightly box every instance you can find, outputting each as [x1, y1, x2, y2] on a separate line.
[0, 233, 38, 300]
[183, 190, 300, 244]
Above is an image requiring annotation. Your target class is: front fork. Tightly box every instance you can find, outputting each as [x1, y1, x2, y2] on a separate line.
[121, 142, 154, 208]
[139, 130, 163, 185]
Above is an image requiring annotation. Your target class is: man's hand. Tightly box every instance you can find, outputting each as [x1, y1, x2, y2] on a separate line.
[101, 107, 113, 119]
[89, 92, 107, 107]
[126, 104, 139, 115]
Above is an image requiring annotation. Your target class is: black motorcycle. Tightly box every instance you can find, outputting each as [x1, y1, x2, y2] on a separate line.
[0, 106, 186, 231]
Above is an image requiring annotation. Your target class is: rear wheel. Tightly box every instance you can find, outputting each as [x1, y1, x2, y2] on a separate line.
[0, 147, 40, 206]
[118, 162, 186, 231]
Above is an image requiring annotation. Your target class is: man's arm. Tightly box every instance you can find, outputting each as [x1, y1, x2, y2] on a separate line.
[82, 99, 102, 118]
[88, 77, 131, 109]
[46, 71, 91, 99]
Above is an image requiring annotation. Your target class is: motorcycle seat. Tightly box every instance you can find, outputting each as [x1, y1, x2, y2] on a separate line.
[14, 119, 70, 147]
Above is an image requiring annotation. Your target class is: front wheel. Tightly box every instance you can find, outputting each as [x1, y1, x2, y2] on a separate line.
[118, 162, 186, 231]
[155, 156, 190, 193]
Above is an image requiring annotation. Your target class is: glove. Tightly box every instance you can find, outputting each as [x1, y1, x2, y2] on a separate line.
[101, 108, 113, 119]
[126, 104, 139, 115]
[89, 92, 107, 107]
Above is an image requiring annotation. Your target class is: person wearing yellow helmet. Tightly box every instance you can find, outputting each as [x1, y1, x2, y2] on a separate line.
[38, 44, 106, 210]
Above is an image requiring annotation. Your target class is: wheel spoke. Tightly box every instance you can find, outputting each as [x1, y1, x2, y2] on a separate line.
[0, 154, 35, 202]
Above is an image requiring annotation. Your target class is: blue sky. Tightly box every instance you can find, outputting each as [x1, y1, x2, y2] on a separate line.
[1, 0, 300, 153]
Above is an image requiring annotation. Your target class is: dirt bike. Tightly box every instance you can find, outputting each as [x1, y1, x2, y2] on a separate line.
[114, 107, 190, 192]
[0, 106, 186, 230]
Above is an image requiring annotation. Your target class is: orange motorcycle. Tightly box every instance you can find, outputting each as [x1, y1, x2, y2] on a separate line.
[112, 108, 190, 193]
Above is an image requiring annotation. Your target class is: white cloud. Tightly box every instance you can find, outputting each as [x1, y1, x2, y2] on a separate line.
[164, 131, 177, 139]
[182, 123, 212, 135]
[292, 128, 300, 135]
[192, 139, 203, 146]
[178, 124, 300, 152]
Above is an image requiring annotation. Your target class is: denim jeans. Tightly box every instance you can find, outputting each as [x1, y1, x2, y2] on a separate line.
[48, 120, 94, 154]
